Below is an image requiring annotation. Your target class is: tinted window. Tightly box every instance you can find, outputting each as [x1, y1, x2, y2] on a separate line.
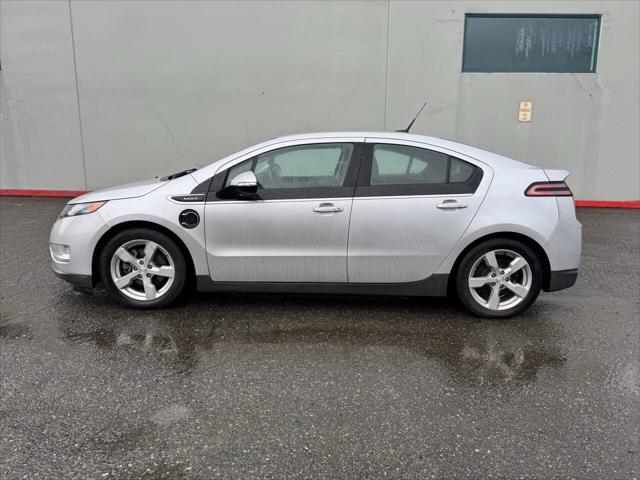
[255, 144, 353, 189]
[371, 144, 448, 185]
[449, 157, 475, 183]
[355, 144, 482, 197]
[463, 15, 600, 73]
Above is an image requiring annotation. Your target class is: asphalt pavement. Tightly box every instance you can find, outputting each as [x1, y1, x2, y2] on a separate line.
[1, 197, 638, 479]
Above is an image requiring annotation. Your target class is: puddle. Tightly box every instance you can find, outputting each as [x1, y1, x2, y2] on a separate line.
[0, 322, 32, 339]
[57, 293, 567, 386]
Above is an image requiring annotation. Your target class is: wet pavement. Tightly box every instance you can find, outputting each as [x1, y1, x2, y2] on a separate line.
[0, 197, 638, 479]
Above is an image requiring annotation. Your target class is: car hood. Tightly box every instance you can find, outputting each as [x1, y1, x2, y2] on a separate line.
[68, 178, 166, 204]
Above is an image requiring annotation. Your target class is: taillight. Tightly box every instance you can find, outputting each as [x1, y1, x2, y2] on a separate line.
[525, 181, 572, 197]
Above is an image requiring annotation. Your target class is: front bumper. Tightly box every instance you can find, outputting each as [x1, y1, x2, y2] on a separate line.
[546, 269, 578, 292]
[49, 208, 110, 282]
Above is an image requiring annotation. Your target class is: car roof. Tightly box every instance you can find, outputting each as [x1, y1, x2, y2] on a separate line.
[191, 131, 535, 184]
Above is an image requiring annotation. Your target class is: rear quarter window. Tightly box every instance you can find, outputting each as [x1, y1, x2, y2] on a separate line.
[371, 144, 448, 185]
[449, 157, 476, 183]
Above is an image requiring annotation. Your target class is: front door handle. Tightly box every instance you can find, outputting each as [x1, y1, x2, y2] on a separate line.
[313, 202, 344, 213]
[437, 199, 468, 210]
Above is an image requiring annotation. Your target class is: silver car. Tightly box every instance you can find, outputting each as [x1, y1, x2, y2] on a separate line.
[50, 132, 581, 318]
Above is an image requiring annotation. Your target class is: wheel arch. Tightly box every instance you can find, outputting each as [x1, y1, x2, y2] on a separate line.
[447, 232, 552, 294]
[91, 220, 197, 287]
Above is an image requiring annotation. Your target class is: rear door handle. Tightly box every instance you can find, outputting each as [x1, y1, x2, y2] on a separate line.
[313, 202, 344, 213]
[437, 199, 468, 210]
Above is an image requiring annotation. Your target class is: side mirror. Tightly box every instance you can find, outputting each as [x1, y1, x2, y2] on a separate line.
[229, 171, 258, 191]
[219, 171, 258, 199]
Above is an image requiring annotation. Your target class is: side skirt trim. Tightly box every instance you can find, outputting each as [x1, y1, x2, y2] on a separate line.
[196, 274, 449, 297]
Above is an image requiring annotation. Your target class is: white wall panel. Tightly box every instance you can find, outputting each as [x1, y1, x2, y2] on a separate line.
[0, 0, 638, 200]
[386, 1, 639, 200]
[69, 0, 388, 189]
[0, 0, 85, 190]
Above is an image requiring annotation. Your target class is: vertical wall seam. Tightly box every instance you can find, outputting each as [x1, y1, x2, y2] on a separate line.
[383, 0, 391, 131]
[68, 0, 88, 189]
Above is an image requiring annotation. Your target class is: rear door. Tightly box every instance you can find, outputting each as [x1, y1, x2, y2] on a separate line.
[205, 139, 364, 282]
[347, 138, 488, 283]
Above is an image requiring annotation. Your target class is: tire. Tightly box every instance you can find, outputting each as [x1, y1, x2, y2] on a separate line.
[455, 238, 543, 319]
[99, 228, 187, 308]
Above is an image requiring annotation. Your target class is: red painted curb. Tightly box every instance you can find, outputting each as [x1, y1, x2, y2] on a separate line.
[574, 200, 640, 209]
[1, 189, 639, 208]
[0, 189, 88, 198]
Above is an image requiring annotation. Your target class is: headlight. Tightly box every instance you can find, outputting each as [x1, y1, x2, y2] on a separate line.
[59, 201, 107, 219]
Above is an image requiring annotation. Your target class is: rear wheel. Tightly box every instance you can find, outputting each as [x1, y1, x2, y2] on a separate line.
[456, 238, 542, 318]
[99, 228, 187, 308]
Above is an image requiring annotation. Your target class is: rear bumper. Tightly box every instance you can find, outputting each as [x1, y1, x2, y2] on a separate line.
[52, 265, 94, 289]
[545, 269, 578, 292]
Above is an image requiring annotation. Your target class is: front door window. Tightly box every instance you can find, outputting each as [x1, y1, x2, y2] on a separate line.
[254, 144, 353, 189]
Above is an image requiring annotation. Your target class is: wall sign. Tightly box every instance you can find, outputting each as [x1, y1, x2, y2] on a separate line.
[518, 101, 533, 122]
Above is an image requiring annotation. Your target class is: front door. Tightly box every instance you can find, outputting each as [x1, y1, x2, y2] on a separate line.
[347, 139, 488, 283]
[205, 140, 363, 282]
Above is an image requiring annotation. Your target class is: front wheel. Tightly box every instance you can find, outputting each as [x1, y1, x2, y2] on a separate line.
[456, 239, 543, 318]
[99, 228, 187, 308]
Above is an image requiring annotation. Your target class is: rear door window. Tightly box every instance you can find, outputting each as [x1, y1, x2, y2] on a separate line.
[356, 143, 483, 196]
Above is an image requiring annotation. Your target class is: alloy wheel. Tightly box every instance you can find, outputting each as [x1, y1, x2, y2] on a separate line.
[467, 249, 532, 311]
[109, 239, 176, 301]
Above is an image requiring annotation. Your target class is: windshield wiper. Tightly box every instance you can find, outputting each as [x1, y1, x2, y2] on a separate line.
[160, 168, 198, 181]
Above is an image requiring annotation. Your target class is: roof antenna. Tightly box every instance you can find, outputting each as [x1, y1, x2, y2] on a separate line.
[396, 102, 427, 133]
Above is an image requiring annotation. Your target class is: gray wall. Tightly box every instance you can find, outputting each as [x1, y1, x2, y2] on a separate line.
[1, 0, 638, 200]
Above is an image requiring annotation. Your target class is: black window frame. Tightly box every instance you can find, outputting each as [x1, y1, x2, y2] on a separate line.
[462, 13, 601, 73]
[355, 143, 483, 197]
[205, 142, 364, 201]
